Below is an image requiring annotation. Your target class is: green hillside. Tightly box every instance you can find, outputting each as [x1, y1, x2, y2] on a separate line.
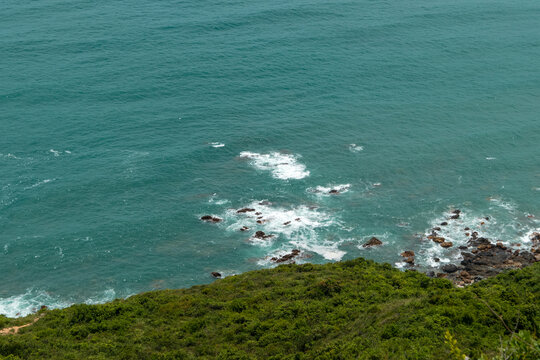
[1, 259, 538, 359]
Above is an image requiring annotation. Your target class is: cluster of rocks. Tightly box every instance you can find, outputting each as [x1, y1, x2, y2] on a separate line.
[401, 250, 415, 265]
[429, 232, 540, 285]
[425, 209, 467, 249]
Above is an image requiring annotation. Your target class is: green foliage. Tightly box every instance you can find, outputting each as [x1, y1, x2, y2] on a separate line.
[0, 259, 538, 359]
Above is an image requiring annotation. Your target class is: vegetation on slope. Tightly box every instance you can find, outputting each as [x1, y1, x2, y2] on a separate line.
[0, 259, 538, 359]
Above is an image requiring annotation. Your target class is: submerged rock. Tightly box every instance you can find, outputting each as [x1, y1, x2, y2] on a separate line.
[201, 215, 222, 223]
[211, 272, 222, 278]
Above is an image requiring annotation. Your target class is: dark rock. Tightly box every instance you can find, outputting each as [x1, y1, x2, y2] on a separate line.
[464, 227, 470, 231]
[240, 226, 249, 232]
[255, 212, 262, 215]
[237, 208, 256, 213]
[201, 215, 222, 223]
[458, 246, 468, 250]
[259, 201, 271, 206]
[328, 189, 340, 194]
[362, 237, 383, 248]
[254, 231, 273, 239]
[211, 272, 222, 278]
[450, 214, 460, 219]
[531, 232, 540, 242]
[283, 221, 291, 225]
[271, 249, 301, 263]
[433, 227, 441, 231]
[452, 209, 461, 215]
[440, 241, 453, 248]
[433, 257, 440, 262]
[401, 251, 415, 257]
[484, 217, 490, 221]
[440, 222, 448, 226]
[442, 264, 459, 273]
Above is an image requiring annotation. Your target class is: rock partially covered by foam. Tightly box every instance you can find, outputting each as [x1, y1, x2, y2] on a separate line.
[363, 237, 382, 248]
[253, 231, 273, 240]
[271, 249, 301, 263]
[201, 215, 222, 223]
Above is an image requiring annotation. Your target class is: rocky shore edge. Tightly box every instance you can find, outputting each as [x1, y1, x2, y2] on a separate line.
[366, 231, 540, 286]
[202, 208, 538, 286]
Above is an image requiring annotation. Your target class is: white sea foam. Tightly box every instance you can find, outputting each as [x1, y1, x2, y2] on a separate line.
[349, 144, 364, 153]
[209, 142, 225, 148]
[49, 149, 60, 156]
[0, 153, 21, 160]
[485, 157, 496, 160]
[0, 289, 123, 318]
[84, 289, 118, 305]
[25, 179, 55, 190]
[416, 204, 538, 269]
[0, 289, 71, 318]
[307, 184, 351, 196]
[239, 152, 310, 180]
[220, 200, 345, 261]
[208, 194, 230, 205]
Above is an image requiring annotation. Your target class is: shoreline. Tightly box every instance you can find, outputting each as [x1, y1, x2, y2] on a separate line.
[2, 231, 538, 320]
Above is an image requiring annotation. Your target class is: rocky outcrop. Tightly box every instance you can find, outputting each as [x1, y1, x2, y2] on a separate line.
[363, 237, 382, 248]
[271, 249, 301, 263]
[438, 237, 538, 285]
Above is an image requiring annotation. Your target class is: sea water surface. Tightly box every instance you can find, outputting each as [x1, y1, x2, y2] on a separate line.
[1, 0, 539, 316]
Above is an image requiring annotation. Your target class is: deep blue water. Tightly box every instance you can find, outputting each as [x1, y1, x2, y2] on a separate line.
[1, 0, 539, 316]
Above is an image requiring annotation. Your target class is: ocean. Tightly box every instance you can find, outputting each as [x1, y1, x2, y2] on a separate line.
[1, 0, 539, 317]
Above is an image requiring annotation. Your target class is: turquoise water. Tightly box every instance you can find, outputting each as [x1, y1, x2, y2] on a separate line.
[1, 0, 539, 316]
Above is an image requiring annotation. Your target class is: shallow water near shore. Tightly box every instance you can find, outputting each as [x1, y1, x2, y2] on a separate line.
[1, 0, 539, 317]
